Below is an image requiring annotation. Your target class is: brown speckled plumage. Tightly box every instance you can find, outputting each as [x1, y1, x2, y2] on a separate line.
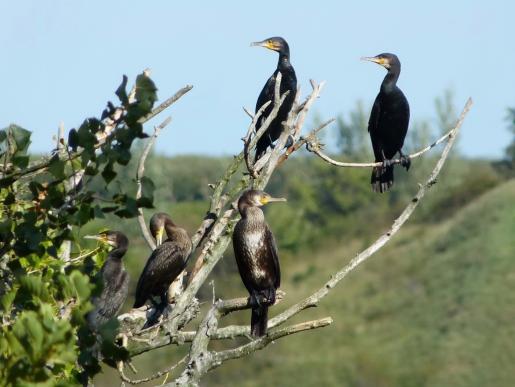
[233, 190, 282, 337]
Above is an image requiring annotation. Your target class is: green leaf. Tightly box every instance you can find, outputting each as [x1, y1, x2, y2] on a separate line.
[135, 72, 158, 112]
[48, 155, 66, 179]
[101, 162, 116, 184]
[76, 119, 98, 152]
[12, 155, 29, 168]
[1, 288, 17, 311]
[9, 124, 32, 153]
[114, 197, 138, 218]
[69, 271, 91, 301]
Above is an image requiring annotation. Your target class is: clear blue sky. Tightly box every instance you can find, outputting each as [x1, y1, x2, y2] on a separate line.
[1, 1, 513, 158]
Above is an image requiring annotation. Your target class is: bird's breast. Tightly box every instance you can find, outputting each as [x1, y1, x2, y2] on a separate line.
[236, 228, 269, 281]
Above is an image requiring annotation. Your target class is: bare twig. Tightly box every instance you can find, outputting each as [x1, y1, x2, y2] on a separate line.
[242, 106, 254, 119]
[118, 355, 187, 385]
[215, 317, 332, 363]
[307, 123, 460, 168]
[137, 85, 193, 124]
[278, 117, 335, 166]
[136, 116, 172, 250]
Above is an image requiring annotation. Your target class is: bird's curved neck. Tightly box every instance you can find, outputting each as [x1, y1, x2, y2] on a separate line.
[381, 66, 400, 93]
[109, 245, 127, 260]
[277, 51, 291, 71]
[239, 204, 265, 221]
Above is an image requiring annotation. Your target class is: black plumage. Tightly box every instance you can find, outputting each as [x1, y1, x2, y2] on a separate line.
[85, 231, 130, 330]
[363, 53, 411, 193]
[232, 190, 286, 337]
[133, 213, 192, 326]
[251, 37, 297, 161]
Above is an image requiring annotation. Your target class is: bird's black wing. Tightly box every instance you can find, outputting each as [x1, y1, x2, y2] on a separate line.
[89, 270, 129, 328]
[368, 94, 384, 161]
[265, 226, 281, 289]
[133, 243, 186, 307]
[255, 72, 276, 113]
[368, 94, 381, 133]
[391, 89, 410, 151]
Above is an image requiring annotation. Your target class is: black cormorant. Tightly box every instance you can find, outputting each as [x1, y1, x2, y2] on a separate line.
[251, 37, 297, 161]
[363, 53, 411, 193]
[84, 231, 130, 330]
[232, 190, 286, 337]
[133, 213, 192, 327]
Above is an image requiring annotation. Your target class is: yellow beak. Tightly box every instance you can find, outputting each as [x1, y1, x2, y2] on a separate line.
[156, 227, 164, 246]
[361, 56, 387, 66]
[261, 196, 287, 205]
[251, 40, 277, 51]
[84, 234, 105, 242]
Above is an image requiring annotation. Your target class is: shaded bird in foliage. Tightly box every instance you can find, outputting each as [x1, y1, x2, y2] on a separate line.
[133, 212, 192, 328]
[232, 190, 286, 337]
[363, 53, 411, 193]
[251, 37, 297, 161]
[84, 231, 130, 330]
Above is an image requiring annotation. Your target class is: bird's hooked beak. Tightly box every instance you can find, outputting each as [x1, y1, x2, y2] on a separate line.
[84, 234, 105, 242]
[261, 196, 287, 205]
[155, 227, 164, 247]
[251, 39, 279, 52]
[361, 56, 389, 68]
[84, 232, 117, 247]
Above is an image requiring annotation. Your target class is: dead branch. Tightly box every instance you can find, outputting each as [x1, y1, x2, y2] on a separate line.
[118, 355, 187, 385]
[136, 116, 172, 250]
[137, 85, 193, 124]
[307, 121, 460, 168]
[168, 318, 332, 386]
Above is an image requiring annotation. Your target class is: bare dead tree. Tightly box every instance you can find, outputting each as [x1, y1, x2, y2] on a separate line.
[115, 74, 472, 386]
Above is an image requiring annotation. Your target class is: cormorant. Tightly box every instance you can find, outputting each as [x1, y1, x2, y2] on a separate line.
[133, 213, 192, 327]
[362, 53, 411, 193]
[232, 189, 286, 337]
[251, 37, 297, 161]
[84, 231, 130, 330]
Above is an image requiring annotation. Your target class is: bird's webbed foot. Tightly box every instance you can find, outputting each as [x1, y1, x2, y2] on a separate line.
[382, 159, 393, 168]
[261, 289, 276, 305]
[399, 152, 411, 171]
[284, 135, 294, 149]
[250, 290, 275, 307]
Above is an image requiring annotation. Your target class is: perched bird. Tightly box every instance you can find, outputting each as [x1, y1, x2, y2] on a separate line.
[232, 190, 286, 337]
[363, 53, 411, 193]
[251, 37, 297, 161]
[84, 231, 130, 330]
[133, 213, 192, 327]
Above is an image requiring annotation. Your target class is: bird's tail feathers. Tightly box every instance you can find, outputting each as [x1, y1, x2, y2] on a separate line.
[142, 301, 167, 329]
[371, 165, 394, 193]
[251, 305, 268, 338]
